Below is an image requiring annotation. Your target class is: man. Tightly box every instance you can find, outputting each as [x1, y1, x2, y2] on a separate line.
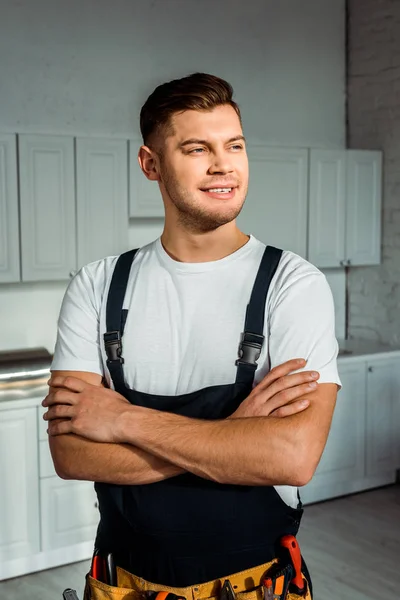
[44, 73, 340, 600]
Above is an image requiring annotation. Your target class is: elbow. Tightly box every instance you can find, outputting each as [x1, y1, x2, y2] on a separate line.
[51, 452, 75, 480]
[285, 445, 319, 487]
[53, 461, 73, 480]
[48, 438, 78, 481]
[290, 467, 314, 487]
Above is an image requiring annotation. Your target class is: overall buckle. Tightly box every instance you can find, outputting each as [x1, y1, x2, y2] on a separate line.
[103, 330, 124, 363]
[236, 332, 264, 367]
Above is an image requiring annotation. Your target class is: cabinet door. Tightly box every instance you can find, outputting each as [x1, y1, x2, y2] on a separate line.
[308, 149, 346, 268]
[346, 150, 382, 266]
[366, 358, 400, 476]
[237, 146, 308, 257]
[0, 407, 40, 562]
[0, 134, 20, 283]
[301, 362, 366, 503]
[76, 138, 128, 267]
[40, 477, 99, 551]
[19, 134, 76, 281]
[129, 139, 164, 218]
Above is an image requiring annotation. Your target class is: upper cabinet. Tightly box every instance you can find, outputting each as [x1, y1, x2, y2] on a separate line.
[76, 138, 128, 267]
[237, 146, 308, 257]
[308, 149, 382, 268]
[19, 135, 76, 281]
[346, 150, 382, 266]
[308, 150, 346, 268]
[1, 134, 129, 283]
[0, 134, 20, 283]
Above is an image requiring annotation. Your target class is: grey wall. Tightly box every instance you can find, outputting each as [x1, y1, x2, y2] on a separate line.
[0, 0, 345, 146]
[347, 0, 400, 345]
[0, 0, 346, 352]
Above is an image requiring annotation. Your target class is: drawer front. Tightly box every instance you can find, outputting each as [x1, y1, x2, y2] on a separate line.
[39, 440, 57, 478]
[40, 477, 99, 551]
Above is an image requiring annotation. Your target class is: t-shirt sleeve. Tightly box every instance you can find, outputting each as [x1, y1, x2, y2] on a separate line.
[267, 257, 341, 388]
[50, 265, 104, 375]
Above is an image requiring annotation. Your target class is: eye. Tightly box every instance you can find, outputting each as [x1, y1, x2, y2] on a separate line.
[188, 147, 206, 154]
[230, 144, 244, 151]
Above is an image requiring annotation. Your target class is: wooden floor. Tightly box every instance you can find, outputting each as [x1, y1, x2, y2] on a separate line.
[2, 485, 400, 600]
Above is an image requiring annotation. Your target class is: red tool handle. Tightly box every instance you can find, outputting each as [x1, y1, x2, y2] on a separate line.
[91, 553, 106, 582]
[280, 535, 304, 591]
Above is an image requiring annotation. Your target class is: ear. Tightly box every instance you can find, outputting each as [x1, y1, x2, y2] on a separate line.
[138, 146, 160, 181]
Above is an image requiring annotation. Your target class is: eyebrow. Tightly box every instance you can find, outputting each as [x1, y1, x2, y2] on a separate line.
[178, 135, 246, 148]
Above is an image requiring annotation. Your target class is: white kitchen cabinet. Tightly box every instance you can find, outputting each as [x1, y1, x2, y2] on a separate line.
[365, 358, 400, 477]
[0, 134, 20, 283]
[19, 134, 77, 281]
[129, 139, 164, 218]
[40, 476, 99, 551]
[76, 138, 129, 267]
[0, 407, 40, 562]
[346, 150, 382, 266]
[301, 362, 366, 506]
[308, 149, 346, 268]
[237, 146, 308, 257]
[308, 149, 382, 268]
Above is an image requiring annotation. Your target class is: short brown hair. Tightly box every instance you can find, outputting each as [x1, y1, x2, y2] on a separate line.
[140, 72, 241, 147]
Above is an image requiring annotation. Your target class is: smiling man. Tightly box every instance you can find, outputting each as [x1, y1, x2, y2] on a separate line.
[44, 73, 340, 600]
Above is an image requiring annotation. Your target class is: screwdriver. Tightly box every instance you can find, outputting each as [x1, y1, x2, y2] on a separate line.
[262, 577, 274, 600]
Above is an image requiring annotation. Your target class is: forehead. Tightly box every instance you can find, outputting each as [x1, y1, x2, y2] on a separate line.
[169, 105, 243, 142]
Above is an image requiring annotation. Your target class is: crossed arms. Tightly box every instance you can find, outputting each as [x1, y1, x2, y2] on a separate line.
[44, 360, 338, 487]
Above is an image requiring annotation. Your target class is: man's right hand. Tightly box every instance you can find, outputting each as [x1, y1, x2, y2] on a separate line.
[230, 358, 319, 419]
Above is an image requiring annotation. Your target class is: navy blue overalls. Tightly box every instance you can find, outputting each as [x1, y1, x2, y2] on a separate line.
[95, 244, 311, 592]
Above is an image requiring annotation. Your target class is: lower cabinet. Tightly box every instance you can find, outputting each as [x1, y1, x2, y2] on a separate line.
[365, 358, 400, 477]
[301, 355, 400, 505]
[0, 407, 40, 563]
[40, 477, 99, 551]
[0, 400, 99, 580]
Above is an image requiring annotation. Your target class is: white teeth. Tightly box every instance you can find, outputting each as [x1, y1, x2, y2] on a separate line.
[207, 188, 232, 193]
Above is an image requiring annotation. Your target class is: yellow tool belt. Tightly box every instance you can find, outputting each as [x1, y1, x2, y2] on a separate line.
[84, 558, 312, 600]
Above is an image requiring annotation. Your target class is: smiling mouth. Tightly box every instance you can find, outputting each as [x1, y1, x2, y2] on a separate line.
[200, 186, 237, 193]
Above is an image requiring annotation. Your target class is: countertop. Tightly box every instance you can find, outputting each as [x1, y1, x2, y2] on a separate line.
[0, 376, 49, 408]
[337, 338, 400, 360]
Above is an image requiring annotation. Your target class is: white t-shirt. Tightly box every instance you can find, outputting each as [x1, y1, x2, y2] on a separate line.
[52, 235, 341, 508]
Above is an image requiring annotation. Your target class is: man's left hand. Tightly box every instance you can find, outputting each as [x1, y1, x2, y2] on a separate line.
[42, 375, 132, 443]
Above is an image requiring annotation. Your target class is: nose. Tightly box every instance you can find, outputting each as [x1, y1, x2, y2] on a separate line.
[208, 149, 234, 175]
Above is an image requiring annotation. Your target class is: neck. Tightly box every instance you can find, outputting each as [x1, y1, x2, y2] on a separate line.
[160, 223, 250, 263]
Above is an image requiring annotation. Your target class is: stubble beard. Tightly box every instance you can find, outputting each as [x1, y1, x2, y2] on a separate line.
[161, 168, 247, 234]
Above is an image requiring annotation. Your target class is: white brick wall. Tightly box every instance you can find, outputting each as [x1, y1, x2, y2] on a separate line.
[347, 0, 400, 345]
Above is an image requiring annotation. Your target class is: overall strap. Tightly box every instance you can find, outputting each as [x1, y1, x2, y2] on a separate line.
[235, 246, 283, 385]
[104, 249, 139, 394]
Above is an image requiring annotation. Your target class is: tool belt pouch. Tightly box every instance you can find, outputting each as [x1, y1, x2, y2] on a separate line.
[84, 574, 312, 600]
[84, 570, 140, 600]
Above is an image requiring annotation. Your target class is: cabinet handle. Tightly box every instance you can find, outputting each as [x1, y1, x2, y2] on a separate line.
[69, 270, 77, 278]
[339, 260, 346, 266]
[368, 367, 373, 373]
[347, 259, 352, 266]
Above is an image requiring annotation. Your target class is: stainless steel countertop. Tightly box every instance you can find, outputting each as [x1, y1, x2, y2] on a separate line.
[337, 338, 400, 358]
[0, 375, 49, 404]
[0, 347, 52, 404]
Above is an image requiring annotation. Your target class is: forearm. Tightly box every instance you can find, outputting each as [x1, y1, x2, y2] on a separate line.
[49, 433, 185, 484]
[118, 406, 318, 486]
